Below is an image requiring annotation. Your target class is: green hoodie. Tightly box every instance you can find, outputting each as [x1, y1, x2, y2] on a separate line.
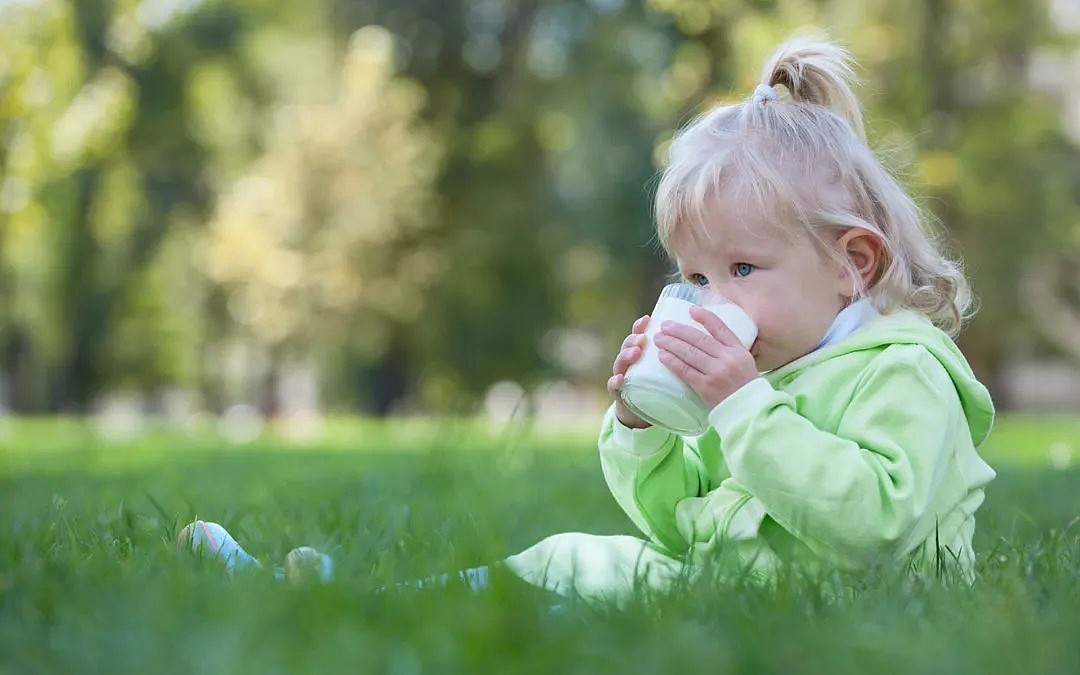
[503, 309, 996, 601]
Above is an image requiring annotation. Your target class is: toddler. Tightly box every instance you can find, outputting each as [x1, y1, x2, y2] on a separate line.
[182, 35, 996, 603]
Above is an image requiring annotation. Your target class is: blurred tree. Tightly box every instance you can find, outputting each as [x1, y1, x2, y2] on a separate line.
[0, 0, 238, 411]
[1, 0, 1077, 415]
[195, 24, 443, 415]
[324, 0, 688, 414]
[1022, 253, 1080, 365]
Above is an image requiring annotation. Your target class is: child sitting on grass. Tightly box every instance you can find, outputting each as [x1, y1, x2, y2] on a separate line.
[182, 34, 996, 603]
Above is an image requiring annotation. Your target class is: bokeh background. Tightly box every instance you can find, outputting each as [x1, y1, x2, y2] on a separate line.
[3, 4, 1080, 670]
[3, 0, 1080, 439]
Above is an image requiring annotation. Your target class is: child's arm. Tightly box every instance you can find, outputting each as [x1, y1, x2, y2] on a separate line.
[707, 344, 983, 565]
[597, 403, 733, 553]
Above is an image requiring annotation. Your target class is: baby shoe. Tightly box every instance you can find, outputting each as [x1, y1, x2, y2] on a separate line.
[284, 546, 334, 585]
[178, 520, 262, 574]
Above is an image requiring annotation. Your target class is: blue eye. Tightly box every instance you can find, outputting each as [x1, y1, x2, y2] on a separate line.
[733, 263, 755, 278]
[687, 273, 709, 287]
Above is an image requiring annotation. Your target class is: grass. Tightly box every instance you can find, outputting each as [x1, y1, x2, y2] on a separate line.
[1, 414, 1078, 674]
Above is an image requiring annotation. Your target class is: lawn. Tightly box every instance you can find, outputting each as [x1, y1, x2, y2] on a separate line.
[1, 414, 1078, 674]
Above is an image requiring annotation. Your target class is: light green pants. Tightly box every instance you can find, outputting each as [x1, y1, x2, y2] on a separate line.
[502, 532, 691, 604]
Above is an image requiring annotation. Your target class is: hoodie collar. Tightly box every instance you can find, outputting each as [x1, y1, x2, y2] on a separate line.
[813, 298, 879, 352]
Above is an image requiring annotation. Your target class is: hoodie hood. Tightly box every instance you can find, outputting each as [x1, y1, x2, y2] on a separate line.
[764, 309, 995, 447]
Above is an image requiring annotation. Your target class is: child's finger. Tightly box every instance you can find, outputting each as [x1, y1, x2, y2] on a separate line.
[613, 347, 640, 375]
[621, 333, 645, 350]
[689, 306, 742, 349]
[607, 373, 623, 393]
[631, 315, 650, 334]
[612, 346, 642, 375]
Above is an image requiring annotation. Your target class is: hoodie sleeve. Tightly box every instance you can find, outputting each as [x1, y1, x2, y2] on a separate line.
[706, 344, 965, 565]
[597, 403, 734, 554]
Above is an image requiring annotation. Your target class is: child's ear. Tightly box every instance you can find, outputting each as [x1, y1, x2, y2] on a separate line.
[836, 228, 885, 297]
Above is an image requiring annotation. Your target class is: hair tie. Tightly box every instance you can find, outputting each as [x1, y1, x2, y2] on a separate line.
[752, 83, 778, 103]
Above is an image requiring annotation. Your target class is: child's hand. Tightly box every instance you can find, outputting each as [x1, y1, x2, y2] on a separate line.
[608, 315, 652, 429]
[653, 305, 758, 411]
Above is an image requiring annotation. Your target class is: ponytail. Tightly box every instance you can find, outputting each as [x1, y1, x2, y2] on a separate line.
[758, 37, 866, 141]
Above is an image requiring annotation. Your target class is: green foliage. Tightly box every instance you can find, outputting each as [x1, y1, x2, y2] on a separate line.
[2, 0, 1078, 413]
[0, 416, 1078, 672]
[0, 0, 232, 409]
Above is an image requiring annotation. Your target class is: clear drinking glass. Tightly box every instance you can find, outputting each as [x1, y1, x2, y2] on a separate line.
[619, 283, 758, 435]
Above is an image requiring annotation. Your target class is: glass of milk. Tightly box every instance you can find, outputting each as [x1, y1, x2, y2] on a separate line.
[619, 283, 758, 435]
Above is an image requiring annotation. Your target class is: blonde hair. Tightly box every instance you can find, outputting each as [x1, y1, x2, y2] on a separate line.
[654, 35, 972, 336]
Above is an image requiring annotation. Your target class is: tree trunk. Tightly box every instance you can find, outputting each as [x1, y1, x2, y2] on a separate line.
[1, 327, 32, 413]
[1021, 254, 1080, 363]
[357, 338, 409, 416]
[54, 168, 104, 413]
[259, 343, 285, 419]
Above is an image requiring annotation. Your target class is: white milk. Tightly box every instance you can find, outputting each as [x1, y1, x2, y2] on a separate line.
[620, 294, 757, 436]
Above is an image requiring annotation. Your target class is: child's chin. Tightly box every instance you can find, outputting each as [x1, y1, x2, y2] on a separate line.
[752, 354, 776, 372]
[755, 351, 793, 372]
[762, 347, 815, 371]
